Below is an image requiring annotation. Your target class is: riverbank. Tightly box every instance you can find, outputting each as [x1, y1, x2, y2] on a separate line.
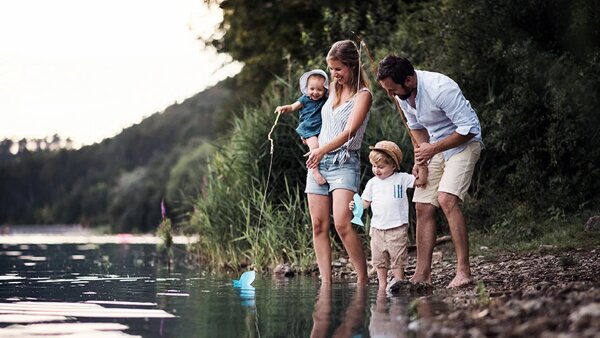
[327, 241, 599, 337]
[407, 245, 599, 337]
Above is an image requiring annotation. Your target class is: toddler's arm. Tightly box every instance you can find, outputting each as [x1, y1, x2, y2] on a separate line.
[275, 101, 302, 113]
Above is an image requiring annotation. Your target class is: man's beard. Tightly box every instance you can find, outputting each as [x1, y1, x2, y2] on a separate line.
[396, 84, 413, 100]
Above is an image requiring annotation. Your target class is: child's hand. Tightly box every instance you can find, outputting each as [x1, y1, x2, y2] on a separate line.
[414, 165, 428, 188]
[275, 105, 291, 113]
[349, 200, 354, 211]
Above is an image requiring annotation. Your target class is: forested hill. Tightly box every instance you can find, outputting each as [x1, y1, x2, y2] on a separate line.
[0, 82, 229, 232]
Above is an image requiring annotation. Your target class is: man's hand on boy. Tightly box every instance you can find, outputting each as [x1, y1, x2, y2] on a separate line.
[415, 142, 436, 165]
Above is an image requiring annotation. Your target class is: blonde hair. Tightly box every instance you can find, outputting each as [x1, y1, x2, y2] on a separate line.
[326, 40, 370, 107]
[369, 150, 397, 170]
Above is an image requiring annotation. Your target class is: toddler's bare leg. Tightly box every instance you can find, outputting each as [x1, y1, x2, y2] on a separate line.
[392, 267, 405, 281]
[306, 136, 326, 185]
[376, 268, 388, 292]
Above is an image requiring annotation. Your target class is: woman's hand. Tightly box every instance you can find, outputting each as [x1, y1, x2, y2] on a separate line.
[305, 147, 324, 169]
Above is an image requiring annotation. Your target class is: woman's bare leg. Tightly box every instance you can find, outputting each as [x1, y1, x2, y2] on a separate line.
[331, 189, 368, 284]
[308, 193, 332, 284]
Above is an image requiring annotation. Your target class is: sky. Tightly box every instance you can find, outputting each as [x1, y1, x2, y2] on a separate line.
[0, 0, 242, 148]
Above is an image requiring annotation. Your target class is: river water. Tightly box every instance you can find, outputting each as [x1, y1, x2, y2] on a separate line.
[0, 238, 447, 337]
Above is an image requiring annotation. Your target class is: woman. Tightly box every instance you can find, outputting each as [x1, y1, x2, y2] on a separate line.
[305, 40, 372, 284]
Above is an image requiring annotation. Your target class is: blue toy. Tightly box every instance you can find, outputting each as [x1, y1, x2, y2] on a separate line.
[233, 270, 256, 288]
[351, 193, 364, 226]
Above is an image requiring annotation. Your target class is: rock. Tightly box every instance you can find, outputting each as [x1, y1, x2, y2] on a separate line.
[432, 251, 444, 264]
[569, 302, 600, 329]
[584, 216, 600, 231]
[273, 263, 295, 277]
[368, 266, 377, 278]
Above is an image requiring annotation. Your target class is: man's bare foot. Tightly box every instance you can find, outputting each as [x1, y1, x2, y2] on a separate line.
[312, 170, 327, 185]
[447, 273, 473, 288]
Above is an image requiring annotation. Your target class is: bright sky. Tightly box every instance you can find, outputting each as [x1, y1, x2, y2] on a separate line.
[0, 0, 242, 147]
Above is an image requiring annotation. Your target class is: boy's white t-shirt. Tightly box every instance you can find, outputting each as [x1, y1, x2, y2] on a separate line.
[361, 172, 416, 230]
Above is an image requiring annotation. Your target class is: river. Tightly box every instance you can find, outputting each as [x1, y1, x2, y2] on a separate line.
[0, 235, 446, 337]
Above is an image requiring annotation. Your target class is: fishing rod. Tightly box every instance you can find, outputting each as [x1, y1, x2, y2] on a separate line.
[351, 31, 419, 149]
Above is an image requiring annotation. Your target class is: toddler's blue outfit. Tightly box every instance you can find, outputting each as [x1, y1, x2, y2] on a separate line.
[295, 69, 329, 139]
[296, 95, 326, 138]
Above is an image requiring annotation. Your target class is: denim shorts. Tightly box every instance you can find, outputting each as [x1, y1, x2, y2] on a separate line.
[305, 151, 360, 195]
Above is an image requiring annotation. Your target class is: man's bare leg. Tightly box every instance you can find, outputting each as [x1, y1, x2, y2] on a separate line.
[438, 192, 473, 288]
[410, 202, 436, 284]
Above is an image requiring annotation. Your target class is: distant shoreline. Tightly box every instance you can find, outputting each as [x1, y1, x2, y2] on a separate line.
[0, 234, 198, 245]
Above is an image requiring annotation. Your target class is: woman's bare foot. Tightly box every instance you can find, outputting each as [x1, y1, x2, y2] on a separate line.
[312, 169, 327, 185]
[447, 273, 473, 288]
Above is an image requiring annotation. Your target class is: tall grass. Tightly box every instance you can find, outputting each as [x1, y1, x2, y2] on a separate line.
[187, 82, 316, 271]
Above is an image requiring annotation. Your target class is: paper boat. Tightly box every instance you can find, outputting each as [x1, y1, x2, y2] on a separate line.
[233, 270, 255, 288]
[351, 193, 364, 226]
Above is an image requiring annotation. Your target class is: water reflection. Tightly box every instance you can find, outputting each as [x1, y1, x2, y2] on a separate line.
[0, 241, 453, 337]
[369, 288, 408, 337]
[311, 284, 367, 338]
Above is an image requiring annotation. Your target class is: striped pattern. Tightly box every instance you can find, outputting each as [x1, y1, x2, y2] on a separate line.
[319, 87, 371, 163]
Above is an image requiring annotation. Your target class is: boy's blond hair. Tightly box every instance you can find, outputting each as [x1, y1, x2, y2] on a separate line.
[369, 150, 398, 171]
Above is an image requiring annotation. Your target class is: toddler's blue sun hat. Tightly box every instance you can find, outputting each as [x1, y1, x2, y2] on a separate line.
[299, 69, 329, 96]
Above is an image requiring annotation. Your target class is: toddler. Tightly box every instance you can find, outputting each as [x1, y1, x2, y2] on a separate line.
[350, 140, 423, 292]
[276, 69, 328, 184]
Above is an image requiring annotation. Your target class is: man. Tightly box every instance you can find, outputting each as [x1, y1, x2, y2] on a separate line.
[377, 55, 483, 288]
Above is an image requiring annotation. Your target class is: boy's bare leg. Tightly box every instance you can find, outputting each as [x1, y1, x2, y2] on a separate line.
[392, 267, 405, 281]
[386, 267, 406, 293]
[376, 268, 388, 292]
[306, 136, 326, 185]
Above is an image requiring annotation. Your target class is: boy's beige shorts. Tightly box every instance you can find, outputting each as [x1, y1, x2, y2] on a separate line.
[370, 225, 408, 270]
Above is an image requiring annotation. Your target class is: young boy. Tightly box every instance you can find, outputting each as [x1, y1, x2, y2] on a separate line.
[276, 69, 328, 184]
[350, 140, 426, 292]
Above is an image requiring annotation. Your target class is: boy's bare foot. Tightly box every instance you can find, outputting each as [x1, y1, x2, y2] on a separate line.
[312, 170, 327, 185]
[447, 273, 474, 288]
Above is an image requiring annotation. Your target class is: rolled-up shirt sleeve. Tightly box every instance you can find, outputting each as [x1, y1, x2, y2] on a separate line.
[435, 85, 480, 136]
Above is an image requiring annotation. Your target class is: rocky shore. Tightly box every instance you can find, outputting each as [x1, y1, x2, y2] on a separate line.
[323, 244, 599, 337]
